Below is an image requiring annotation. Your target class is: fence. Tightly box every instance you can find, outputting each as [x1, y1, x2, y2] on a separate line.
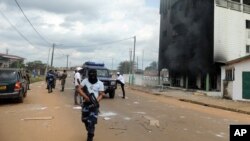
[123, 74, 169, 87]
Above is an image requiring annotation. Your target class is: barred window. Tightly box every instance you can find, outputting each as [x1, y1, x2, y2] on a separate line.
[243, 0, 250, 5]
[246, 45, 250, 53]
[232, 0, 240, 2]
[225, 68, 235, 81]
[246, 20, 250, 29]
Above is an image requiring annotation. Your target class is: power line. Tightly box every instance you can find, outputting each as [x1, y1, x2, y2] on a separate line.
[0, 8, 35, 47]
[14, 0, 51, 46]
[62, 36, 134, 48]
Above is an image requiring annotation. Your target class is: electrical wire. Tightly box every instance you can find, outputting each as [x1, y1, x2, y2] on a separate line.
[14, 0, 52, 46]
[0, 8, 35, 47]
[62, 36, 134, 48]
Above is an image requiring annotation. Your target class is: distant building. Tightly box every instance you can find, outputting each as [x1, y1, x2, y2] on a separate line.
[0, 53, 25, 68]
[159, 0, 250, 97]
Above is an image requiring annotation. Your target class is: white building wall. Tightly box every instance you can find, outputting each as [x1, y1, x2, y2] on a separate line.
[222, 60, 250, 101]
[232, 60, 250, 101]
[214, 2, 250, 62]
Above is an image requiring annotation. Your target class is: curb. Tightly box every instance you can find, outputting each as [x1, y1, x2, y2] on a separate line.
[129, 86, 250, 116]
[179, 99, 250, 115]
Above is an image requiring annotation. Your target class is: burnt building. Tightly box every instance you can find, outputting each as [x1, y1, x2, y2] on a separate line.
[159, 0, 250, 91]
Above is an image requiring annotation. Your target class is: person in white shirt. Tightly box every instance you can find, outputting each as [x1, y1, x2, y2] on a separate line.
[74, 67, 82, 105]
[77, 69, 105, 141]
[116, 72, 125, 99]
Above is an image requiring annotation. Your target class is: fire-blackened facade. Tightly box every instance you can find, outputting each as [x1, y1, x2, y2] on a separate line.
[159, 0, 220, 90]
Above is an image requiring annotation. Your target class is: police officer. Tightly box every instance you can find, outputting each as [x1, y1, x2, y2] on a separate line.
[46, 70, 56, 93]
[60, 70, 67, 92]
[25, 70, 31, 90]
[77, 69, 104, 141]
[74, 67, 83, 105]
[116, 72, 125, 98]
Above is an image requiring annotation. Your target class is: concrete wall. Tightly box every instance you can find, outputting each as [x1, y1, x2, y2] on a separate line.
[214, 1, 250, 62]
[221, 60, 250, 101]
[232, 60, 250, 101]
[123, 74, 165, 86]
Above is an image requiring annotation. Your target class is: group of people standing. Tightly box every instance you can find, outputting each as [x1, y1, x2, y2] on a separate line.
[45, 69, 68, 93]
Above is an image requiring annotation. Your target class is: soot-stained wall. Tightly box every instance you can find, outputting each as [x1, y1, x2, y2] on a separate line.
[159, 0, 214, 76]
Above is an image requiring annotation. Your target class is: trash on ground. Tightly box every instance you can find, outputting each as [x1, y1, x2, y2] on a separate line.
[21, 116, 54, 121]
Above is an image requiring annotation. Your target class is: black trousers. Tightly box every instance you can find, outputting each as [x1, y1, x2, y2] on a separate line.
[116, 80, 125, 98]
[81, 103, 98, 136]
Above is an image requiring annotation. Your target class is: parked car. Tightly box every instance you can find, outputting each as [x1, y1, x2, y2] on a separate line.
[81, 62, 117, 98]
[0, 68, 28, 102]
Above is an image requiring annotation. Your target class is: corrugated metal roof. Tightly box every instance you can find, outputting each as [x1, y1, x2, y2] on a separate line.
[0, 53, 25, 60]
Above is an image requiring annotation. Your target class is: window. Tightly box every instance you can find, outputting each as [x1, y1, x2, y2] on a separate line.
[243, 0, 250, 5]
[216, 0, 228, 8]
[246, 45, 250, 53]
[231, 0, 240, 2]
[225, 68, 235, 81]
[246, 20, 250, 29]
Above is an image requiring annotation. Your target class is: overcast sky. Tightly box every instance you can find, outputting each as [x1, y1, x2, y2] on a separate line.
[0, 0, 160, 70]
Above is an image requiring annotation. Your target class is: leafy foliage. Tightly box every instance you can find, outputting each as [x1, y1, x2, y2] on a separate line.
[117, 61, 132, 74]
[145, 61, 158, 71]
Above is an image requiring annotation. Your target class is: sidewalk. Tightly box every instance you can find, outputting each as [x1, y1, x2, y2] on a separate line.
[128, 85, 250, 115]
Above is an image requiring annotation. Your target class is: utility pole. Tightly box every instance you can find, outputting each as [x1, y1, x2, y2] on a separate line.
[142, 50, 144, 71]
[112, 58, 113, 70]
[45, 48, 51, 79]
[66, 55, 69, 69]
[132, 36, 136, 85]
[51, 43, 55, 67]
[137, 56, 139, 71]
[129, 48, 132, 85]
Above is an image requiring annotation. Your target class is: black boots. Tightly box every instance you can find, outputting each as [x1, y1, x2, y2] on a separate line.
[87, 133, 94, 141]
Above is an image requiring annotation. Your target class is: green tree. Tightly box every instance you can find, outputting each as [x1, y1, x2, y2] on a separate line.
[145, 61, 158, 71]
[9, 61, 25, 68]
[26, 60, 46, 72]
[117, 61, 132, 74]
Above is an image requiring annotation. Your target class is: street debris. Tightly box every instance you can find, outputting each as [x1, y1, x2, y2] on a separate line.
[123, 117, 131, 121]
[104, 117, 111, 120]
[133, 111, 146, 115]
[109, 127, 127, 130]
[21, 116, 54, 121]
[73, 106, 81, 110]
[143, 115, 160, 127]
[133, 101, 139, 104]
[99, 111, 117, 120]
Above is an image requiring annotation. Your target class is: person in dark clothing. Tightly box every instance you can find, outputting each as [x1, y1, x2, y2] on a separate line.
[60, 70, 67, 92]
[25, 70, 31, 90]
[46, 70, 55, 93]
[77, 69, 105, 141]
[116, 72, 125, 98]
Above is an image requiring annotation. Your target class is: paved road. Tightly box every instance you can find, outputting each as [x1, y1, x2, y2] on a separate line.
[0, 76, 250, 141]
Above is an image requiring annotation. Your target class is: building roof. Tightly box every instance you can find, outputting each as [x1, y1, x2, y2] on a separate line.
[226, 54, 250, 65]
[0, 53, 25, 60]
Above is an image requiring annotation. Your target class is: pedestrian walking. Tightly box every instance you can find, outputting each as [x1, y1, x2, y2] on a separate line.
[25, 70, 31, 90]
[60, 70, 67, 92]
[74, 67, 83, 105]
[46, 70, 56, 93]
[77, 69, 104, 141]
[53, 69, 59, 88]
[116, 72, 125, 98]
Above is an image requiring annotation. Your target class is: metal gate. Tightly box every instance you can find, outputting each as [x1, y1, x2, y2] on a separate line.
[243, 72, 250, 99]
